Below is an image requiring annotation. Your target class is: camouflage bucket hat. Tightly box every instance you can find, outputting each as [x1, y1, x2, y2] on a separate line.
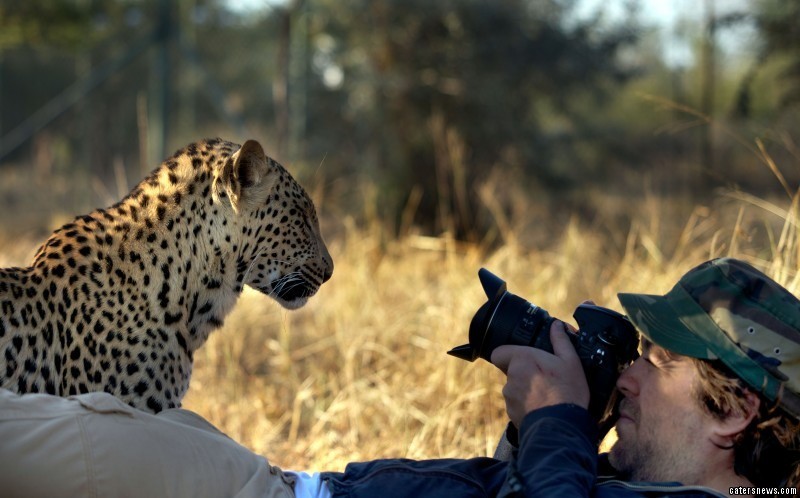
[617, 257, 800, 419]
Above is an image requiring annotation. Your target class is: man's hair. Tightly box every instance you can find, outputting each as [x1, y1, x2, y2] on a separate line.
[691, 357, 800, 487]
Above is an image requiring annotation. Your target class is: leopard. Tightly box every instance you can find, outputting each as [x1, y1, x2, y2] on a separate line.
[0, 138, 333, 413]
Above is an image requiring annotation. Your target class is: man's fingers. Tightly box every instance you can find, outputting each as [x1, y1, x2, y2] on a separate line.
[493, 322, 591, 423]
[493, 325, 578, 374]
[550, 320, 580, 363]
[490, 345, 515, 374]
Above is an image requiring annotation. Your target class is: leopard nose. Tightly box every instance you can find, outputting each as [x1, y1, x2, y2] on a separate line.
[322, 266, 333, 283]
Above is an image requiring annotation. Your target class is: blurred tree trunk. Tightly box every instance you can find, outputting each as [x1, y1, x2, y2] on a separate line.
[273, 6, 291, 160]
[0, 51, 3, 137]
[274, 0, 310, 161]
[148, 0, 173, 165]
[179, 0, 196, 134]
[700, 0, 716, 191]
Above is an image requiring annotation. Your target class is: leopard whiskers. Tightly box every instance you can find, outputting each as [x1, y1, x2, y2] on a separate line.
[240, 253, 310, 301]
[240, 251, 294, 285]
[269, 271, 307, 299]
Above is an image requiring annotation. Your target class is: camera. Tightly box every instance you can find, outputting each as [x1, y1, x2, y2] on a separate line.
[448, 268, 640, 422]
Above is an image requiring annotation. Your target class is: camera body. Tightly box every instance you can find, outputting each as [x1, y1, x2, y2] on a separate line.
[448, 268, 640, 421]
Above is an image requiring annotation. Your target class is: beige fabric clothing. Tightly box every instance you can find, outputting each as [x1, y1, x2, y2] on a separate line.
[0, 389, 296, 498]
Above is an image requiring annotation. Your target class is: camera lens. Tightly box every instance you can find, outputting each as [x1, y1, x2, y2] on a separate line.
[468, 285, 555, 361]
[450, 268, 640, 432]
[449, 269, 560, 362]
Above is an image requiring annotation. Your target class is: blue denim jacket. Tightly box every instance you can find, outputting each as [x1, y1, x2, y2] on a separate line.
[321, 404, 726, 497]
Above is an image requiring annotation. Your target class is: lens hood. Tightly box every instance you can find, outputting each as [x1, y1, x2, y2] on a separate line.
[448, 268, 508, 361]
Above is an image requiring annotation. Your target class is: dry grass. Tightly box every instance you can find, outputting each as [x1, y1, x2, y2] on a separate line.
[182, 226, 508, 470]
[180, 188, 800, 471]
[1, 140, 799, 473]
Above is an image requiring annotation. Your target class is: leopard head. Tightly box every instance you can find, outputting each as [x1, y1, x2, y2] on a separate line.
[212, 140, 333, 310]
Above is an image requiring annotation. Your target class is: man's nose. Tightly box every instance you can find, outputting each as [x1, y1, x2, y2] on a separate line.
[616, 358, 642, 397]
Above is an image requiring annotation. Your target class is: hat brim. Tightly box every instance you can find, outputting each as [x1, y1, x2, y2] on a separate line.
[617, 292, 715, 360]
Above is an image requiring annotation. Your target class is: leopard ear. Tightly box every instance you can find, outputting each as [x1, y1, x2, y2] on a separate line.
[233, 140, 270, 189]
[216, 140, 275, 213]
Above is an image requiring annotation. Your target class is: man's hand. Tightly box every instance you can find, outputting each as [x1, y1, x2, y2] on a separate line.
[490, 320, 590, 427]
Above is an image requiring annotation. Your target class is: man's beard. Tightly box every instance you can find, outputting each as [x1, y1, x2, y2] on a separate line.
[608, 399, 704, 483]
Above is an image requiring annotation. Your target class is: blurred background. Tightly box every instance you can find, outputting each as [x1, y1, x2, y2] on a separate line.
[2, 0, 799, 243]
[2, 0, 800, 469]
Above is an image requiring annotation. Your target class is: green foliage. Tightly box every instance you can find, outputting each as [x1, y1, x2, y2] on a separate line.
[730, 0, 800, 118]
[0, 1, 92, 50]
[300, 0, 640, 237]
[1, 0, 799, 244]
[755, 0, 800, 108]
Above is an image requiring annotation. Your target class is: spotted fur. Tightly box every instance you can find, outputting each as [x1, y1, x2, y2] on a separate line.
[0, 138, 333, 412]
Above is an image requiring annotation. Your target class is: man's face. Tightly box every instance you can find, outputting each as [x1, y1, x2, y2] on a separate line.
[609, 339, 716, 483]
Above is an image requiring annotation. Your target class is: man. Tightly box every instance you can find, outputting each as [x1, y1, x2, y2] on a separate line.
[323, 258, 800, 497]
[1, 258, 798, 497]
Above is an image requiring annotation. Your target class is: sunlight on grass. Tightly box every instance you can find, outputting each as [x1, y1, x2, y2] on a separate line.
[179, 186, 800, 471]
[1, 140, 798, 472]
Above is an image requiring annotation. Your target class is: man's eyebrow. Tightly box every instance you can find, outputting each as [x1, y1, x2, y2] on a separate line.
[642, 339, 682, 364]
[639, 338, 676, 364]
[640, 337, 653, 354]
